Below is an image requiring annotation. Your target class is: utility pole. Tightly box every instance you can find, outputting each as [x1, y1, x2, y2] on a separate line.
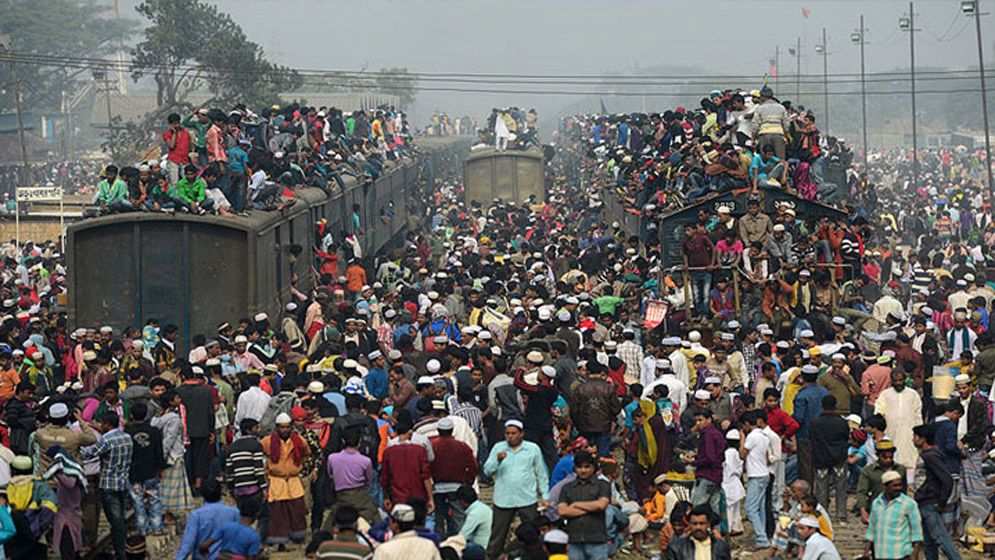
[852, 16, 869, 169]
[787, 38, 801, 103]
[94, 68, 114, 141]
[815, 28, 829, 137]
[900, 4, 919, 190]
[774, 45, 780, 93]
[0, 36, 31, 184]
[795, 36, 801, 102]
[963, 0, 994, 199]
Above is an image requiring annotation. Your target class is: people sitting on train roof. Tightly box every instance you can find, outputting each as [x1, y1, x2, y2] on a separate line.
[91, 102, 412, 217]
[570, 86, 854, 221]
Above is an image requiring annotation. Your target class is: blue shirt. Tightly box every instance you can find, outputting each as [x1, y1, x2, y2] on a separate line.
[750, 153, 781, 178]
[792, 384, 829, 442]
[623, 400, 640, 430]
[226, 146, 248, 174]
[323, 392, 347, 416]
[211, 521, 260, 557]
[175, 502, 240, 560]
[550, 454, 575, 490]
[932, 417, 962, 474]
[365, 367, 389, 400]
[483, 441, 549, 508]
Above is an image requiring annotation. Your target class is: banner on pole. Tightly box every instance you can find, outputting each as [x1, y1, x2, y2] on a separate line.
[16, 186, 63, 202]
[644, 300, 668, 329]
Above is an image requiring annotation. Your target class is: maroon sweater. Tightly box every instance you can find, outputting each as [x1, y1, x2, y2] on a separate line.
[429, 435, 478, 485]
[381, 440, 430, 503]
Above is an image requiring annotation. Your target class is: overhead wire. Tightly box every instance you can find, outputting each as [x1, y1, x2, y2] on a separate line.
[4, 52, 995, 84]
[3, 52, 991, 98]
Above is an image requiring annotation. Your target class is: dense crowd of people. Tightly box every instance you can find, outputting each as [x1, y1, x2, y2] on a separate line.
[93, 104, 411, 217]
[427, 113, 475, 137]
[0, 84, 994, 560]
[477, 108, 541, 152]
[0, 160, 105, 198]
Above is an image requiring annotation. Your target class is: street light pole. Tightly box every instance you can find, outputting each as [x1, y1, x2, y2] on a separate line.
[815, 28, 829, 137]
[964, 0, 995, 199]
[901, 4, 919, 190]
[852, 17, 869, 169]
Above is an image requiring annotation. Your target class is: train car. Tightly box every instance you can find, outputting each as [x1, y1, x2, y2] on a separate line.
[463, 146, 544, 206]
[66, 136, 469, 350]
[601, 189, 848, 269]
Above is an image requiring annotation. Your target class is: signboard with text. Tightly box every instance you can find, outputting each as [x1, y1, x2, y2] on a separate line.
[16, 186, 63, 202]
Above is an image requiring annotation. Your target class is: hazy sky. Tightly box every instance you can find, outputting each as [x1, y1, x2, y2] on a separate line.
[201, 0, 983, 124]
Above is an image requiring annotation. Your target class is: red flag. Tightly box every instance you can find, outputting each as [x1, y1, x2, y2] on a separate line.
[802, 7, 811, 18]
[769, 60, 778, 79]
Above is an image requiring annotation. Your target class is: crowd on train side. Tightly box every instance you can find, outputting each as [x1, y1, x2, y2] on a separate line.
[93, 104, 412, 218]
[2, 86, 995, 560]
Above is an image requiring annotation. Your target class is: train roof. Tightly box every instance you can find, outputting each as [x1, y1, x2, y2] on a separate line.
[67, 136, 471, 237]
[465, 146, 543, 163]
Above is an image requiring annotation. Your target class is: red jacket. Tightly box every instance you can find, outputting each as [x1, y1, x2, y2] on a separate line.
[428, 435, 477, 485]
[381, 440, 430, 504]
[766, 406, 799, 452]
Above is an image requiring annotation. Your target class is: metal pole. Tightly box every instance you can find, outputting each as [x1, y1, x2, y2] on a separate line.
[3, 43, 28, 248]
[104, 73, 113, 139]
[775, 45, 780, 93]
[4, 52, 30, 182]
[59, 190, 65, 251]
[972, 0, 995, 198]
[859, 15, 869, 169]
[910, 2, 919, 190]
[822, 27, 830, 137]
[796, 36, 802, 102]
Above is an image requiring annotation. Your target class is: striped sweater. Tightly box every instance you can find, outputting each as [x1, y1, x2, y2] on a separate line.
[224, 435, 268, 491]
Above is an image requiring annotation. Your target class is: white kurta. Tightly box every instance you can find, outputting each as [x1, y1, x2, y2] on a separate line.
[669, 349, 690, 388]
[874, 386, 923, 469]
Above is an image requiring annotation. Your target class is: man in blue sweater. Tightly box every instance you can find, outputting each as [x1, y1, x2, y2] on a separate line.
[792, 364, 829, 485]
[175, 481, 239, 560]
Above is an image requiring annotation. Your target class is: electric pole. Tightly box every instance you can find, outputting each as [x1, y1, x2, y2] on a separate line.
[963, 0, 995, 199]
[852, 17, 869, 169]
[900, 4, 919, 190]
[815, 28, 829, 137]
[0, 36, 31, 185]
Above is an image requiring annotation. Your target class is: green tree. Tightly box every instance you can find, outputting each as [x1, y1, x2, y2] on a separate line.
[371, 67, 419, 107]
[131, 0, 298, 109]
[0, 0, 135, 114]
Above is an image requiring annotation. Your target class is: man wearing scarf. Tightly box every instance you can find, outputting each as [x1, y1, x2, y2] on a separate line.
[261, 412, 310, 549]
[947, 311, 977, 362]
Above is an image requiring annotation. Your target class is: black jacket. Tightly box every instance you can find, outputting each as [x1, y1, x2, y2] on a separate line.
[664, 535, 732, 560]
[809, 411, 850, 469]
[963, 396, 991, 450]
[915, 447, 953, 507]
[3, 398, 35, 455]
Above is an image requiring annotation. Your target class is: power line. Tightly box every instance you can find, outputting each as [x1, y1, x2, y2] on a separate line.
[5, 52, 995, 84]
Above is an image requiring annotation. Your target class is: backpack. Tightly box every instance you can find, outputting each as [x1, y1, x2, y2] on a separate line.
[259, 392, 298, 435]
[341, 413, 379, 466]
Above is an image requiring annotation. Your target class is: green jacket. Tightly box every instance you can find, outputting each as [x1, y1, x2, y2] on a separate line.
[97, 178, 128, 204]
[176, 177, 207, 204]
[181, 115, 209, 148]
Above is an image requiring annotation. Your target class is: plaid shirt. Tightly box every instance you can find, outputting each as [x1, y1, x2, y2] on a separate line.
[865, 492, 923, 559]
[616, 340, 644, 383]
[81, 428, 134, 491]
